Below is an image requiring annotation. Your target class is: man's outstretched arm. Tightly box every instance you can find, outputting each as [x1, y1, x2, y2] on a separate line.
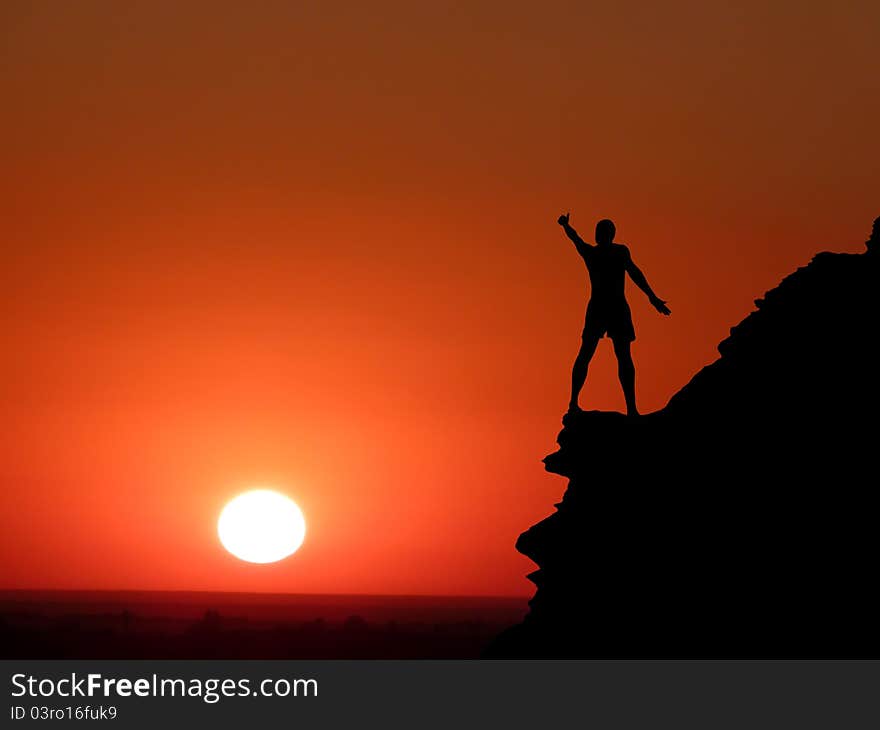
[625, 251, 671, 315]
[557, 212, 592, 258]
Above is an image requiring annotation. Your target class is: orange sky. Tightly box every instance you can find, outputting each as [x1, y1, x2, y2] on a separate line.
[1, 1, 877, 596]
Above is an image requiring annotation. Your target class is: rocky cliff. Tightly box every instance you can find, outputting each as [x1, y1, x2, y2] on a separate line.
[488, 217, 880, 657]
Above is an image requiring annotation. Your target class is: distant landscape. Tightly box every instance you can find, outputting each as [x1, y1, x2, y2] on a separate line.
[0, 591, 527, 659]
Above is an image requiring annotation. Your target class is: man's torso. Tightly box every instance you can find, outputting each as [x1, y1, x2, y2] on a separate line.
[582, 243, 629, 304]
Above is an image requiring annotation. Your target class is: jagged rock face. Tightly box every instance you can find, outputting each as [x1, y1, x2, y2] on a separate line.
[488, 239, 879, 658]
[868, 216, 879, 253]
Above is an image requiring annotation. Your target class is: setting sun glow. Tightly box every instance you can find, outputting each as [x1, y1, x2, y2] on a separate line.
[218, 490, 306, 564]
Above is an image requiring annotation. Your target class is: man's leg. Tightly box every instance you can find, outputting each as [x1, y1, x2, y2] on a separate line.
[612, 338, 638, 416]
[570, 334, 601, 411]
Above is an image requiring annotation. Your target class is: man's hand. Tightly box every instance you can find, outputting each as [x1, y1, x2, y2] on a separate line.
[557, 212, 570, 226]
[650, 295, 671, 316]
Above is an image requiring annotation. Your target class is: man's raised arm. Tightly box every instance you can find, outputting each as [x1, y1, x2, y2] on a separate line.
[625, 250, 671, 315]
[557, 212, 592, 258]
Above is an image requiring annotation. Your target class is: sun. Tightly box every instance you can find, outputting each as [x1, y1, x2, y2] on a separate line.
[218, 489, 306, 564]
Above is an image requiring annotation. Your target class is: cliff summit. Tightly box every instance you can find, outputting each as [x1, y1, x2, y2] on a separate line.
[488, 217, 880, 657]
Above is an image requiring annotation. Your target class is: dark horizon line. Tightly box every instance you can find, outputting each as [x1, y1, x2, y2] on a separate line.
[0, 587, 528, 602]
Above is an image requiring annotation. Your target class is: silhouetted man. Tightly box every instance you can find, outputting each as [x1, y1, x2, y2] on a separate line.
[558, 213, 670, 416]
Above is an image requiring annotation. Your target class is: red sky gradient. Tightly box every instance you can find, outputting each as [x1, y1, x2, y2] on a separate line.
[1, 1, 877, 597]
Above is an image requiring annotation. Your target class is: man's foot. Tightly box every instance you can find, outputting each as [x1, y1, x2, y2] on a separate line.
[626, 408, 640, 417]
[568, 402, 583, 413]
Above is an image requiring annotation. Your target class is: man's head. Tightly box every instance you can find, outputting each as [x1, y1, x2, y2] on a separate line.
[595, 219, 616, 246]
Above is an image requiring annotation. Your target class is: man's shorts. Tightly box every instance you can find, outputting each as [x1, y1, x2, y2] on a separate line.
[582, 300, 636, 342]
